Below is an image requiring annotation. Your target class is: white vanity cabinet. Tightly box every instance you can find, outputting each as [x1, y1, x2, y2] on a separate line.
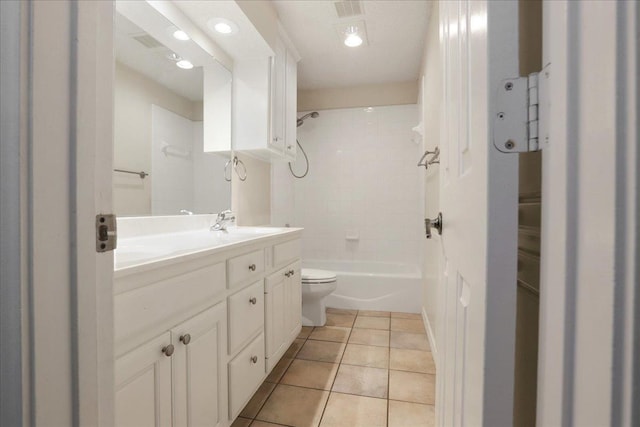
[171, 303, 228, 427]
[114, 229, 302, 427]
[265, 261, 302, 371]
[115, 303, 227, 427]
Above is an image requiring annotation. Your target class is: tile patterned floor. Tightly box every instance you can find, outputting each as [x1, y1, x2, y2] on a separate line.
[232, 308, 436, 427]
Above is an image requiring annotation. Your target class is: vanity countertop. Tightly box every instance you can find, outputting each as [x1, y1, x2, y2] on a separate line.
[114, 226, 302, 277]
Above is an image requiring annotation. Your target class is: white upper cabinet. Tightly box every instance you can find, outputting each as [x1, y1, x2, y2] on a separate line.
[233, 25, 300, 161]
[284, 48, 298, 160]
[270, 36, 287, 154]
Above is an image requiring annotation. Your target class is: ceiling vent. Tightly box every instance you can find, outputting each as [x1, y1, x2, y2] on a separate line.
[132, 33, 164, 49]
[334, 0, 364, 18]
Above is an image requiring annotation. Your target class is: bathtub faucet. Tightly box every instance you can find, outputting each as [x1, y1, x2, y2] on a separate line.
[211, 209, 235, 231]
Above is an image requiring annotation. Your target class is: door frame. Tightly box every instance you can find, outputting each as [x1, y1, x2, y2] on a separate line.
[537, 1, 639, 425]
[0, 1, 115, 425]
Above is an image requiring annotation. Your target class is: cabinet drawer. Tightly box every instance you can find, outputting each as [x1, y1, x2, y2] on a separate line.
[228, 280, 264, 354]
[273, 240, 300, 267]
[228, 333, 265, 419]
[227, 249, 265, 288]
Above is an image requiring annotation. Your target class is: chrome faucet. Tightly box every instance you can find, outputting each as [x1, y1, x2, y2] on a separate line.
[180, 209, 194, 215]
[211, 210, 236, 231]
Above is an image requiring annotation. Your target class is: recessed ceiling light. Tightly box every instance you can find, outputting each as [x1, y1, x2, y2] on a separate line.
[172, 29, 190, 41]
[207, 18, 239, 35]
[338, 23, 367, 48]
[176, 59, 194, 69]
[344, 32, 363, 47]
[215, 22, 232, 34]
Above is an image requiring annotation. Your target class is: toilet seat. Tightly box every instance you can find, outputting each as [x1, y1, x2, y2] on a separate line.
[301, 268, 337, 284]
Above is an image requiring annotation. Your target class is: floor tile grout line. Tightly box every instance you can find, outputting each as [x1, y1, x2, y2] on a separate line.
[317, 311, 357, 426]
[253, 333, 310, 424]
[243, 310, 433, 427]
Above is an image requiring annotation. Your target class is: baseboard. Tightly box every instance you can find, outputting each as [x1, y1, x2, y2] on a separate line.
[422, 306, 437, 366]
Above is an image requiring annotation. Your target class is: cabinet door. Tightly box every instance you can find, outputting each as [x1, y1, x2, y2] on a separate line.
[284, 49, 298, 160]
[269, 37, 286, 153]
[172, 303, 227, 427]
[115, 333, 173, 427]
[285, 261, 302, 337]
[265, 268, 287, 365]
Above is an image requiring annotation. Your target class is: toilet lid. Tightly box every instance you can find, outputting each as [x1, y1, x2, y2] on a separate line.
[301, 268, 337, 283]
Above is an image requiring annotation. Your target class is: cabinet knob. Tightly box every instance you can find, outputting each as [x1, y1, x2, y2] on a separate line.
[287, 145, 292, 150]
[250, 355, 258, 364]
[248, 264, 256, 271]
[162, 344, 175, 357]
[285, 271, 291, 277]
[180, 334, 191, 345]
[249, 297, 257, 305]
[289, 270, 295, 276]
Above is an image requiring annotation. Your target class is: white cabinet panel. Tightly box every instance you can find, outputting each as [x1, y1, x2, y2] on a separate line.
[265, 270, 287, 366]
[273, 239, 301, 267]
[115, 333, 172, 427]
[114, 262, 225, 356]
[172, 303, 227, 427]
[227, 249, 265, 288]
[270, 37, 286, 154]
[265, 261, 302, 372]
[285, 261, 302, 337]
[284, 49, 298, 160]
[228, 333, 266, 419]
[232, 32, 298, 161]
[228, 280, 265, 354]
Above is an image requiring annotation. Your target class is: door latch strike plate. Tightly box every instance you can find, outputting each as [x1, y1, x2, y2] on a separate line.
[96, 214, 117, 252]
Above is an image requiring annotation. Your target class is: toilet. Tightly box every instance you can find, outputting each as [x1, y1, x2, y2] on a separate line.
[301, 269, 338, 326]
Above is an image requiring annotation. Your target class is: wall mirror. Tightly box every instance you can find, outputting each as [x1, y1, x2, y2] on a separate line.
[113, 1, 232, 216]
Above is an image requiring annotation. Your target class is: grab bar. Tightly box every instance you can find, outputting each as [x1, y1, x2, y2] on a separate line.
[114, 168, 149, 179]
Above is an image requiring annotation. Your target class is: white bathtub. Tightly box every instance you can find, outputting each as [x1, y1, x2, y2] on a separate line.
[303, 260, 423, 313]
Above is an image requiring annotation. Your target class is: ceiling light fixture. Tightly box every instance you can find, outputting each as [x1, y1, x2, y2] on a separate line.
[344, 26, 363, 47]
[207, 18, 239, 36]
[172, 29, 190, 41]
[214, 22, 232, 34]
[176, 59, 194, 70]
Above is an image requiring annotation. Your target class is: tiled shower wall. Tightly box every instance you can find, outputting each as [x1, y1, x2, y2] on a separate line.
[272, 104, 424, 266]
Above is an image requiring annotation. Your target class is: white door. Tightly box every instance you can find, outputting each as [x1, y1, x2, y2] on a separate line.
[172, 303, 228, 427]
[537, 1, 639, 425]
[437, 1, 519, 425]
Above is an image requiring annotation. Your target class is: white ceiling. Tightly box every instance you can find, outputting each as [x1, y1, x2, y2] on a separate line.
[272, 0, 432, 90]
[114, 11, 203, 101]
[173, 0, 273, 60]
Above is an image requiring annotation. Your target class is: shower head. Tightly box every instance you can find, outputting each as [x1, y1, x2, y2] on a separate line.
[297, 111, 319, 127]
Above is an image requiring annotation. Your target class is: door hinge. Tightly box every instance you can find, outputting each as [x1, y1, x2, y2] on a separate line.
[493, 64, 550, 153]
[96, 214, 117, 252]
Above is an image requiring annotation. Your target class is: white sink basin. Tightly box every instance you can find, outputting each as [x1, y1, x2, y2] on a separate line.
[115, 226, 299, 270]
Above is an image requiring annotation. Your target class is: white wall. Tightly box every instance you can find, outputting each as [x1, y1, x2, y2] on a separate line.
[232, 152, 272, 226]
[113, 62, 201, 216]
[277, 105, 424, 266]
[419, 3, 442, 352]
[150, 105, 231, 215]
[298, 81, 419, 112]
